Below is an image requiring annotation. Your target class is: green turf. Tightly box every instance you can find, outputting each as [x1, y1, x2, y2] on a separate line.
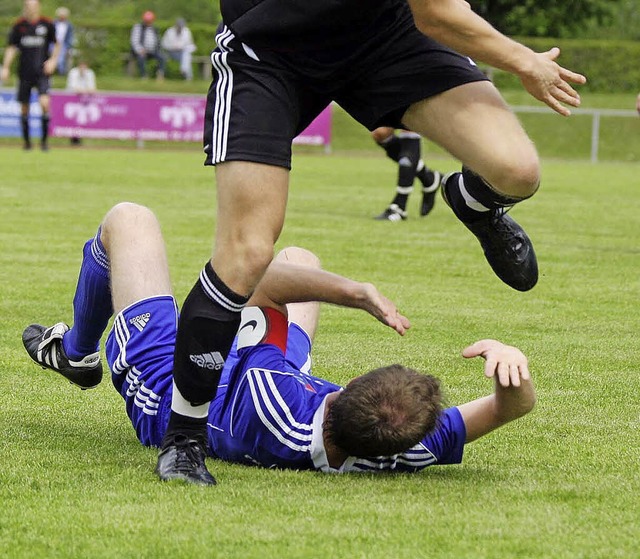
[0, 147, 638, 558]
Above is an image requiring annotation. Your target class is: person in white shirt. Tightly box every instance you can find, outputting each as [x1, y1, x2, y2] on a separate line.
[161, 18, 196, 80]
[65, 59, 96, 145]
[66, 60, 96, 94]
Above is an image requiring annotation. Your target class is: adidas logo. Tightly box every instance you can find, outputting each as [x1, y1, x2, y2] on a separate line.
[129, 313, 151, 332]
[189, 352, 225, 371]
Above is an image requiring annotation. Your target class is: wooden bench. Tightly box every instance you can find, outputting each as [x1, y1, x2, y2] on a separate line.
[121, 52, 212, 80]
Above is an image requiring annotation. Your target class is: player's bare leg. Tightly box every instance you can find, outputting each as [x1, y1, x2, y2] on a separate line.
[403, 81, 540, 291]
[157, 161, 289, 485]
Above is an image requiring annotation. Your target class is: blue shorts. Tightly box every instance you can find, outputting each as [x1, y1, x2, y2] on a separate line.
[105, 296, 312, 448]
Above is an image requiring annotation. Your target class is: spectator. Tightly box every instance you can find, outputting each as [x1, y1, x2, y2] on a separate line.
[53, 6, 74, 75]
[130, 10, 165, 80]
[636, 93, 640, 115]
[66, 59, 96, 145]
[162, 18, 196, 80]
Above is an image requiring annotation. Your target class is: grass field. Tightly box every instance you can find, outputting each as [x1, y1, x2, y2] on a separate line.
[0, 146, 639, 558]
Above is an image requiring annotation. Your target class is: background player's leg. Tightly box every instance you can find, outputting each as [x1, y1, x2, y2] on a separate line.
[39, 93, 50, 151]
[20, 103, 30, 150]
[375, 134, 420, 221]
[160, 161, 289, 484]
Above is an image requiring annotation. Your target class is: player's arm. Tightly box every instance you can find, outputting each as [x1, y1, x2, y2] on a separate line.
[455, 339, 536, 443]
[43, 23, 61, 76]
[1, 45, 17, 82]
[248, 257, 411, 336]
[407, 0, 586, 116]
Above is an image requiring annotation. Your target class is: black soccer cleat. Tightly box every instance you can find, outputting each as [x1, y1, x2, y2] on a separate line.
[441, 174, 538, 291]
[22, 323, 103, 389]
[155, 434, 217, 486]
[374, 204, 407, 222]
[420, 170, 441, 217]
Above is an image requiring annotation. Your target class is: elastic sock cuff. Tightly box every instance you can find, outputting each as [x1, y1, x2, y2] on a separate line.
[86, 227, 110, 277]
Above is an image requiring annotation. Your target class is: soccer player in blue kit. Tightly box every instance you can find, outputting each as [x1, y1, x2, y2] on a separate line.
[23, 203, 536, 481]
[129, 0, 584, 484]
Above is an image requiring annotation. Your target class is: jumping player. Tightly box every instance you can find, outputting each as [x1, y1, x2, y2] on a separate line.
[22, 202, 535, 481]
[1, 0, 60, 151]
[161, 0, 584, 484]
[372, 127, 442, 221]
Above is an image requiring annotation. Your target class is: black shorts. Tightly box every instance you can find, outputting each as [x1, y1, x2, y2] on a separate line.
[203, 13, 488, 169]
[17, 75, 50, 104]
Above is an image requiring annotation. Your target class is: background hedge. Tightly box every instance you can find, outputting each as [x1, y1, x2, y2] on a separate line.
[1, 16, 638, 92]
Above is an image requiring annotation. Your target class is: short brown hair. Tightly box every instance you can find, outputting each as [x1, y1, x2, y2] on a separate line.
[324, 364, 442, 458]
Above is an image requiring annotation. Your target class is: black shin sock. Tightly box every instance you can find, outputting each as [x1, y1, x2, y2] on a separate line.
[167, 263, 248, 437]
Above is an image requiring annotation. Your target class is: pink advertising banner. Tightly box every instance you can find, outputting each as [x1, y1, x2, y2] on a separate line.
[49, 91, 331, 147]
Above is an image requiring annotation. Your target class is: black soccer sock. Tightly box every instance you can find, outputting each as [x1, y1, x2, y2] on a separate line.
[445, 167, 529, 223]
[166, 262, 248, 437]
[388, 136, 421, 210]
[416, 161, 439, 193]
[41, 113, 50, 144]
[21, 115, 30, 145]
[378, 133, 402, 162]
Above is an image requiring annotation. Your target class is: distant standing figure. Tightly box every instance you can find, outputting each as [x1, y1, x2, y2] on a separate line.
[66, 59, 97, 145]
[53, 6, 74, 75]
[130, 10, 165, 80]
[372, 127, 442, 222]
[1, 0, 60, 151]
[162, 18, 196, 80]
[636, 93, 640, 115]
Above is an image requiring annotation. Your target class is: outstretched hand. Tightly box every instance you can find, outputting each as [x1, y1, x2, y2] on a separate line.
[462, 339, 530, 387]
[519, 47, 587, 116]
[360, 283, 411, 336]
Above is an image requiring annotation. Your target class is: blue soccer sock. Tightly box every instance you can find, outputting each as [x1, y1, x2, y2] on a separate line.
[63, 229, 113, 360]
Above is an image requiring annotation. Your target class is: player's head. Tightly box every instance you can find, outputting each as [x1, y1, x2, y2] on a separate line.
[23, 0, 40, 20]
[324, 365, 442, 457]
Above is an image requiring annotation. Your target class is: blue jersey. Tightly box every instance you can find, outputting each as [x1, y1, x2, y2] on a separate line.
[106, 298, 466, 473]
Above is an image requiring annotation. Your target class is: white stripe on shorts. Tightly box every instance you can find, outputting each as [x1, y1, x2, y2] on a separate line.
[210, 26, 235, 163]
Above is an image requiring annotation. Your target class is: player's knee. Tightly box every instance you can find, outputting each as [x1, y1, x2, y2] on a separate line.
[275, 246, 321, 269]
[371, 126, 395, 144]
[101, 202, 158, 246]
[490, 153, 540, 199]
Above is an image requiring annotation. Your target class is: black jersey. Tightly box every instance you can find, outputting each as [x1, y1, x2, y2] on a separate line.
[7, 17, 56, 79]
[220, 0, 409, 51]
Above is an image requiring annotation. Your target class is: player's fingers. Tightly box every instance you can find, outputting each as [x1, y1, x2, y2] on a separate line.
[496, 361, 510, 387]
[519, 362, 531, 381]
[544, 47, 561, 61]
[551, 86, 580, 108]
[544, 94, 572, 116]
[559, 66, 587, 85]
[462, 339, 492, 358]
[484, 357, 497, 378]
[509, 364, 521, 387]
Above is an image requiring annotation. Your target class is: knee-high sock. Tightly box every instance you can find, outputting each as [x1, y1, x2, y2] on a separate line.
[167, 262, 248, 436]
[63, 229, 113, 360]
[21, 115, 30, 145]
[41, 113, 50, 144]
[390, 136, 420, 210]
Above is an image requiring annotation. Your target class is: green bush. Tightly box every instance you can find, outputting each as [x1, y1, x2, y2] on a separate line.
[1, 15, 638, 92]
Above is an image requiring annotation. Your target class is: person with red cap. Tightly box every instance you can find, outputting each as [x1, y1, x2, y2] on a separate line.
[130, 10, 165, 79]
